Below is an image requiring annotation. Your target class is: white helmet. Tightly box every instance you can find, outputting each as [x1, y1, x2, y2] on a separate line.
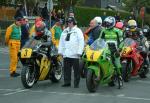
[94, 16, 102, 25]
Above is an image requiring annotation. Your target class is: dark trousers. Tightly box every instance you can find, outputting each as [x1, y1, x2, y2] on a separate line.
[63, 58, 80, 86]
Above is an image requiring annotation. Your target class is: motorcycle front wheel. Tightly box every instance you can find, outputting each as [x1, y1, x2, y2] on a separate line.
[21, 66, 35, 88]
[86, 69, 98, 93]
[122, 62, 130, 82]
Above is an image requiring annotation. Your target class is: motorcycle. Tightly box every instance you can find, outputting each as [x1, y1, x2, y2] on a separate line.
[82, 39, 123, 93]
[120, 38, 149, 82]
[18, 37, 62, 88]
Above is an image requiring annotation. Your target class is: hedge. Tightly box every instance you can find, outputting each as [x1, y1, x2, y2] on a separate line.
[74, 6, 130, 27]
[74, 6, 150, 27]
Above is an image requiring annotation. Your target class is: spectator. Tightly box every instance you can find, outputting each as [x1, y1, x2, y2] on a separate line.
[101, 12, 107, 22]
[5, 17, 23, 77]
[14, 4, 26, 19]
[41, 3, 49, 29]
[87, 17, 103, 45]
[33, 2, 40, 16]
[51, 9, 57, 27]
[50, 19, 63, 48]
[115, 12, 121, 22]
[128, 11, 136, 20]
[58, 17, 84, 88]
[21, 18, 30, 48]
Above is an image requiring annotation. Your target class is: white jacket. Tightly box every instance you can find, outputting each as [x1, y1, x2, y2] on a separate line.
[58, 26, 84, 58]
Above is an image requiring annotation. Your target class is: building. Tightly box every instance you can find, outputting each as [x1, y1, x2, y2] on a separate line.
[84, 0, 122, 9]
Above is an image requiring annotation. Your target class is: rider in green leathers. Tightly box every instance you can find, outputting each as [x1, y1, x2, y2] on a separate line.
[99, 16, 123, 86]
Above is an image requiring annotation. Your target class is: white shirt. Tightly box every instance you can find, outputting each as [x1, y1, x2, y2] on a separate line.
[58, 26, 84, 58]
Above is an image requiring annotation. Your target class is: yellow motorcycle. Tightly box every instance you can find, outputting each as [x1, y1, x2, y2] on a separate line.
[18, 37, 62, 88]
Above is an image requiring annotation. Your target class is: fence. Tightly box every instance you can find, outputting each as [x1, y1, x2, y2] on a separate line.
[0, 6, 16, 21]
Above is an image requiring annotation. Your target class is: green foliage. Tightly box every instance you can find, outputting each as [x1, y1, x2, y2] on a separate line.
[122, 0, 150, 12]
[56, 0, 80, 10]
[74, 6, 130, 27]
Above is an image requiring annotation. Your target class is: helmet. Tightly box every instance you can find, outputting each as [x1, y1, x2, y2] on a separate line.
[127, 20, 137, 32]
[115, 21, 124, 29]
[66, 17, 77, 25]
[142, 25, 150, 37]
[94, 16, 102, 25]
[104, 16, 116, 29]
[143, 25, 150, 33]
[35, 21, 46, 37]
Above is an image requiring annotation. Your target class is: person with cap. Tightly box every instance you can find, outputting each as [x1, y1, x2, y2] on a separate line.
[14, 4, 26, 19]
[58, 17, 84, 88]
[50, 19, 63, 48]
[5, 17, 23, 77]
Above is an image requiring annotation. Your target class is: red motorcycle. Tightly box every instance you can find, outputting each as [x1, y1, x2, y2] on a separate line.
[120, 38, 149, 82]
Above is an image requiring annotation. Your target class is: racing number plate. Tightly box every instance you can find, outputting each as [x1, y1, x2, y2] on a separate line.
[21, 48, 32, 58]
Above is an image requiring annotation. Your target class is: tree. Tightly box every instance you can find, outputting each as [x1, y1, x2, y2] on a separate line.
[123, 0, 150, 12]
[57, 0, 82, 10]
[122, 0, 150, 19]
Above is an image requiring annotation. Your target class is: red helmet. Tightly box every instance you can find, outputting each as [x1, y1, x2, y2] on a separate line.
[115, 21, 124, 29]
[35, 21, 45, 37]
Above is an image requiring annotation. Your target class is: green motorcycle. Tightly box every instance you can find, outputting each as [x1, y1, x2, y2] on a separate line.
[82, 39, 123, 92]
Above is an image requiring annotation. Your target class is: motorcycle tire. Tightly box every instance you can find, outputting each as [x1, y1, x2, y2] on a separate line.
[21, 66, 35, 88]
[50, 61, 62, 83]
[79, 59, 87, 78]
[86, 69, 98, 93]
[139, 67, 149, 78]
[122, 62, 129, 82]
[117, 75, 123, 89]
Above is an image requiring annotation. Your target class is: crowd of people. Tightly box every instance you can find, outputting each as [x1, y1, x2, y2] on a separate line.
[4, 3, 150, 89]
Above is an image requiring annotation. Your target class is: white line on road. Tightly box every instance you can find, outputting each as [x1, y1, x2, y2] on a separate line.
[0, 69, 21, 71]
[3, 89, 29, 96]
[0, 69, 9, 71]
[0, 89, 15, 91]
[137, 80, 150, 84]
[0, 63, 9, 66]
[30, 90, 150, 101]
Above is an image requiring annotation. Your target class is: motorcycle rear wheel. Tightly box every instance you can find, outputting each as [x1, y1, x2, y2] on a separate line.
[21, 66, 35, 88]
[139, 66, 149, 78]
[50, 61, 62, 82]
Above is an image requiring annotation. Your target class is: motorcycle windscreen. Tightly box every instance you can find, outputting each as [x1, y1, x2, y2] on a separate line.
[120, 38, 136, 56]
[20, 37, 41, 58]
[86, 39, 106, 61]
[86, 50, 103, 61]
[38, 56, 51, 80]
[121, 47, 132, 56]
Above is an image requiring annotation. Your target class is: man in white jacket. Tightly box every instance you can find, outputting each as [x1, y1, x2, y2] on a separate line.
[58, 17, 84, 88]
